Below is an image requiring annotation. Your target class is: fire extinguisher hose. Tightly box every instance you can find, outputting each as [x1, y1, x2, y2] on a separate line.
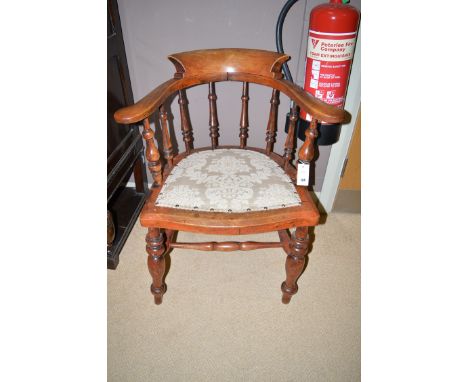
[275, 0, 299, 83]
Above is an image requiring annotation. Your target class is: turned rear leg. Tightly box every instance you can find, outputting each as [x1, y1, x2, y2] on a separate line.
[146, 227, 167, 305]
[281, 226, 309, 304]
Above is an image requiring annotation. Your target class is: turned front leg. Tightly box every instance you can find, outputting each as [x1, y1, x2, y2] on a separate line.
[281, 226, 309, 304]
[146, 228, 167, 305]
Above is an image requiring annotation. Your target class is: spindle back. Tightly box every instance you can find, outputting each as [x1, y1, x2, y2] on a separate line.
[163, 48, 295, 161]
[114, 48, 349, 187]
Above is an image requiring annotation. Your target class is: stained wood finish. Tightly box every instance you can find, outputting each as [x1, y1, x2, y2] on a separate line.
[146, 228, 167, 305]
[228, 73, 349, 124]
[170, 241, 282, 251]
[159, 104, 173, 168]
[142, 117, 162, 187]
[284, 103, 298, 168]
[298, 118, 318, 163]
[114, 76, 220, 124]
[208, 82, 220, 149]
[140, 146, 319, 235]
[166, 228, 290, 254]
[178, 89, 194, 153]
[278, 229, 291, 254]
[165, 229, 176, 249]
[281, 226, 309, 304]
[114, 49, 350, 124]
[266, 89, 280, 155]
[239, 82, 249, 148]
[113, 49, 350, 304]
[168, 48, 289, 79]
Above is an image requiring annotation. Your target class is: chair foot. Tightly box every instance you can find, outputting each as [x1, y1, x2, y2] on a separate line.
[151, 283, 167, 305]
[281, 227, 309, 304]
[146, 228, 167, 305]
[281, 281, 298, 304]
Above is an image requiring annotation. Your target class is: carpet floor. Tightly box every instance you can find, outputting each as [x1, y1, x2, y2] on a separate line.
[108, 212, 360, 382]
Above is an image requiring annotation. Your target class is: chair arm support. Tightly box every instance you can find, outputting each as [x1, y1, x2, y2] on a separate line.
[114, 73, 229, 124]
[296, 119, 318, 184]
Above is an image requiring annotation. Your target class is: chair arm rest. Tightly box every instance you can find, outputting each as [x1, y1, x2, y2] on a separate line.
[115, 74, 351, 126]
[276, 79, 351, 124]
[227, 72, 351, 124]
[114, 79, 180, 124]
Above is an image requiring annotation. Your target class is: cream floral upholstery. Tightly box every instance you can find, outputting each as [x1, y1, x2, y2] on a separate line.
[156, 149, 301, 213]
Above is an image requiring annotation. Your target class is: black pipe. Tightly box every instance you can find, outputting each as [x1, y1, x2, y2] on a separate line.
[275, 0, 299, 83]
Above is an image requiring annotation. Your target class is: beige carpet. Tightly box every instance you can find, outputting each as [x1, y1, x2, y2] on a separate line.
[108, 212, 360, 382]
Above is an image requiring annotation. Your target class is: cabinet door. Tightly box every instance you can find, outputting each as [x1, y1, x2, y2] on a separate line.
[107, 0, 137, 174]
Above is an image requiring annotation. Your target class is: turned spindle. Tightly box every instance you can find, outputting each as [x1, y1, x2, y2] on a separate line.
[159, 105, 173, 169]
[208, 82, 219, 149]
[283, 103, 298, 168]
[297, 118, 318, 164]
[142, 117, 162, 187]
[266, 89, 280, 155]
[239, 82, 249, 148]
[178, 89, 194, 153]
[169, 240, 282, 251]
[281, 226, 309, 304]
[146, 228, 167, 305]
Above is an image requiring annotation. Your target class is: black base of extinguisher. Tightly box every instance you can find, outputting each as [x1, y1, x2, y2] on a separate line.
[284, 115, 341, 146]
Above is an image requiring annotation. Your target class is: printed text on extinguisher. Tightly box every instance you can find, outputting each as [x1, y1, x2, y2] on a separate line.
[300, 31, 357, 121]
[308, 37, 355, 62]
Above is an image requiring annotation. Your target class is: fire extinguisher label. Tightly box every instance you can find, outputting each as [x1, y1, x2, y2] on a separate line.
[307, 36, 356, 62]
[301, 30, 357, 121]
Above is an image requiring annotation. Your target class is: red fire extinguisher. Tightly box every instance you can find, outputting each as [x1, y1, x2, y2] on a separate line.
[301, 0, 360, 123]
[276, 0, 360, 145]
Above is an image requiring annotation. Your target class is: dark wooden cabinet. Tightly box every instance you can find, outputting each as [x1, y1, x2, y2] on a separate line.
[107, 0, 148, 269]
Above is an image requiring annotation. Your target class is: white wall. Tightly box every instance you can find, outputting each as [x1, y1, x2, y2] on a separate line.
[119, 0, 360, 192]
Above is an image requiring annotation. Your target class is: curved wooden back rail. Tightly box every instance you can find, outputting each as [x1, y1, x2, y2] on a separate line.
[114, 49, 351, 305]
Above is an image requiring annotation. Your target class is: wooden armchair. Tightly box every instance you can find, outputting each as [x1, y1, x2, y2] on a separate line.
[114, 48, 349, 305]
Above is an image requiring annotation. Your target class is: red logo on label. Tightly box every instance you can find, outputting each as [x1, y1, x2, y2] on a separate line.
[311, 38, 319, 49]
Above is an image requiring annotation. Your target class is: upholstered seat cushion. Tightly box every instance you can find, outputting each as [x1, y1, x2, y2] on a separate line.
[155, 149, 301, 213]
